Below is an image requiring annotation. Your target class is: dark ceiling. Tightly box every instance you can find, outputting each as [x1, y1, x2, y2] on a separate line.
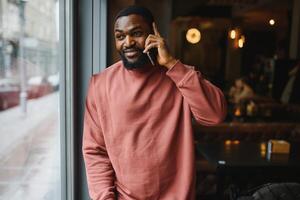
[172, 0, 292, 30]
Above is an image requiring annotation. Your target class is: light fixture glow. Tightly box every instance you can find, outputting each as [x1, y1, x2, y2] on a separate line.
[238, 39, 243, 48]
[269, 19, 275, 26]
[186, 28, 201, 44]
[238, 35, 245, 48]
[233, 140, 240, 145]
[225, 140, 232, 145]
[230, 30, 236, 39]
[260, 143, 267, 157]
[241, 35, 245, 43]
[234, 107, 241, 116]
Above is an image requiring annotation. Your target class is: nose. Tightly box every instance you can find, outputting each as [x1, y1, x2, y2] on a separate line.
[124, 35, 135, 47]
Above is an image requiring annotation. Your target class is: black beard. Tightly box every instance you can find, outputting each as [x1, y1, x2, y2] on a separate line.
[119, 47, 152, 70]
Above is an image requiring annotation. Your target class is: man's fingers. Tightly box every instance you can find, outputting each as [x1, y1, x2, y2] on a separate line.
[145, 35, 162, 47]
[143, 42, 160, 53]
[152, 22, 161, 37]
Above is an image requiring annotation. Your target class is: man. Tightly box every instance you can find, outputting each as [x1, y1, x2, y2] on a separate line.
[83, 6, 226, 200]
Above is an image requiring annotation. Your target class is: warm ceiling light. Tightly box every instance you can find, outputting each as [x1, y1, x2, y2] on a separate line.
[238, 35, 245, 48]
[225, 140, 231, 145]
[238, 38, 244, 48]
[233, 140, 240, 145]
[269, 19, 275, 26]
[240, 35, 245, 43]
[186, 28, 201, 44]
[230, 29, 236, 39]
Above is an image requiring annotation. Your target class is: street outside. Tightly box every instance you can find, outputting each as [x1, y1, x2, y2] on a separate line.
[0, 92, 61, 199]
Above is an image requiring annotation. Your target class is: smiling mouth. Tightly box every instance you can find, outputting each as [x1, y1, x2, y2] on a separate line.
[125, 51, 138, 57]
[123, 48, 141, 58]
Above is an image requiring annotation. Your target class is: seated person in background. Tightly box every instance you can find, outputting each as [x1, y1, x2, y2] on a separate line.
[281, 60, 300, 104]
[229, 77, 255, 103]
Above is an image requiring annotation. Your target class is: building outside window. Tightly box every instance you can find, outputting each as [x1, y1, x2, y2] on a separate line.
[0, 0, 61, 199]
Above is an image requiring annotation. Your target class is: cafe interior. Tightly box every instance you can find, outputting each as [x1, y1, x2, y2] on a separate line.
[108, 0, 300, 199]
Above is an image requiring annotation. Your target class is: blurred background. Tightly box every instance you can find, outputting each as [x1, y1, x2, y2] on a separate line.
[107, 2, 300, 198]
[0, 0, 60, 199]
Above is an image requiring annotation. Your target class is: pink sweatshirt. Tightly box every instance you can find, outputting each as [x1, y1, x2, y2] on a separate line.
[83, 60, 226, 200]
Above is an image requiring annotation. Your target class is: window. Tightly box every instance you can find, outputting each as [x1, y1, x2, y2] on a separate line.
[0, 0, 61, 199]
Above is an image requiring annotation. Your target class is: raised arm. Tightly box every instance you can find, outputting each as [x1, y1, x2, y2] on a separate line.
[166, 61, 227, 125]
[144, 23, 226, 125]
[82, 76, 116, 200]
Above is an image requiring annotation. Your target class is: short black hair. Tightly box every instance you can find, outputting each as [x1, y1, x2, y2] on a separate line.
[115, 5, 154, 27]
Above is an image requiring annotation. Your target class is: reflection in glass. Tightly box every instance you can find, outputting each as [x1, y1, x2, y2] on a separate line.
[0, 0, 61, 199]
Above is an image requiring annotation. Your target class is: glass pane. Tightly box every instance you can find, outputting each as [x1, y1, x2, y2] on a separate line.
[0, 0, 61, 199]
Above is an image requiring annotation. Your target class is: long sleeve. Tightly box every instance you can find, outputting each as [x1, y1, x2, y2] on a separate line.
[166, 61, 227, 125]
[82, 76, 116, 200]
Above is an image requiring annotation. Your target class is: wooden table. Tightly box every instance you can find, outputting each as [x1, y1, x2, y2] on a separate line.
[196, 141, 300, 198]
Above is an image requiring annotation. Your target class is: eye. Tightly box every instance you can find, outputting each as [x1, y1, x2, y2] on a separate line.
[115, 34, 125, 41]
[132, 31, 143, 37]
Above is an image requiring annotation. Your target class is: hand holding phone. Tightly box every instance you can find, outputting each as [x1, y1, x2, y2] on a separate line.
[144, 23, 177, 69]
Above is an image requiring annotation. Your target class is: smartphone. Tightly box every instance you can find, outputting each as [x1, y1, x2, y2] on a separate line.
[146, 48, 158, 66]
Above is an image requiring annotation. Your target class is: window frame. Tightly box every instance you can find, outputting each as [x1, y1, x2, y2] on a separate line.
[59, 0, 74, 199]
[59, 0, 107, 199]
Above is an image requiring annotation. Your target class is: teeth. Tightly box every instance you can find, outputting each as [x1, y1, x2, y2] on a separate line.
[125, 51, 138, 56]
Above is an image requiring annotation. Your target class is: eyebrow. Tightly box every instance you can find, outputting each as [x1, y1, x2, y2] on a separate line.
[115, 26, 143, 33]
